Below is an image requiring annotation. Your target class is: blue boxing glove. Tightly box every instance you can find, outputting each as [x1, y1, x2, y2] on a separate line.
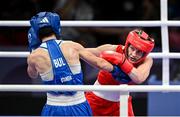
[27, 27, 41, 52]
[111, 65, 132, 83]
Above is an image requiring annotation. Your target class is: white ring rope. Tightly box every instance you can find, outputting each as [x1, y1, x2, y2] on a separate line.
[0, 52, 29, 58]
[0, 52, 180, 59]
[1, 21, 180, 27]
[0, 85, 180, 92]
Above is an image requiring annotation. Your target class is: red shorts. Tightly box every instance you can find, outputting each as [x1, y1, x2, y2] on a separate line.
[85, 92, 134, 116]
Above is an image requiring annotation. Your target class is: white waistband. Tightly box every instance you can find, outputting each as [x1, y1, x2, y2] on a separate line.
[46, 91, 86, 106]
[93, 80, 126, 102]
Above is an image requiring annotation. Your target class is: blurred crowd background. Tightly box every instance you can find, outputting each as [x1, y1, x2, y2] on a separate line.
[0, 0, 180, 116]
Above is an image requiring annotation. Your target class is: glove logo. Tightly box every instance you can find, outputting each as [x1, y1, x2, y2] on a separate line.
[40, 17, 49, 23]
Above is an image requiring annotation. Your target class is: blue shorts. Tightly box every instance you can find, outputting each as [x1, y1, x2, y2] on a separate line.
[41, 100, 92, 116]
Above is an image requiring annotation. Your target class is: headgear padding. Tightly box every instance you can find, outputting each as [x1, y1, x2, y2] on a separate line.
[124, 29, 155, 64]
[28, 27, 41, 52]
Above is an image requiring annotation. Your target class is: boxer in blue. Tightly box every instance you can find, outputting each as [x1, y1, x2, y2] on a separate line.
[27, 12, 117, 116]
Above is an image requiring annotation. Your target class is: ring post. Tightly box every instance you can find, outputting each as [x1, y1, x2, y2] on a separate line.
[120, 84, 129, 117]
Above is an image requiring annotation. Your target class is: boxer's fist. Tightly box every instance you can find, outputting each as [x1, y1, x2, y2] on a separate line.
[100, 51, 133, 74]
[111, 65, 132, 83]
[100, 51, 125, 65]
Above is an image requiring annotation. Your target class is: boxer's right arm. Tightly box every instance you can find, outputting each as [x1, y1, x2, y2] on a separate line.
[27, 54, 38, 79]
[79, 49, 114, 72]
[73, 42, 114, 72]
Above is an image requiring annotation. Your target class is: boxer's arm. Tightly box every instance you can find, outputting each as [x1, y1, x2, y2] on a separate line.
[73, 42, 114, 72]
[27, 55, 38, 79]
[100, 51, 153, 84]
[80, 49, 114, 72]
[86, 44, 118, 57]
[128, 57, 153, 84]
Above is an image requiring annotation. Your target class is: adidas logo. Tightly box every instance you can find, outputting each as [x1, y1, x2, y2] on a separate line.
[40, 17, 49, 23]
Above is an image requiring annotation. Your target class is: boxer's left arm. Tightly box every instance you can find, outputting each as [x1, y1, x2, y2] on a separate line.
[27, 54, 38, 79]
[129, 57, 153, 84]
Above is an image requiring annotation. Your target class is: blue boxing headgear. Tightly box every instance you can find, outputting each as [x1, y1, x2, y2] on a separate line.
[30, 12, 61, 39]
[28, 12, 61, 52]
[28, 27, 41, 52]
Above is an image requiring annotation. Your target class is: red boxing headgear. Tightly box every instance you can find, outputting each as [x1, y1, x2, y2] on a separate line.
[124, 29, 155, 64]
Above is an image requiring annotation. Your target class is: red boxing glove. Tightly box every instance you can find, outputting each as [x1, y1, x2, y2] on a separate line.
[120, 58, 133, 74]
[100, 51, 133, 74]
[100, 51, 125, 65]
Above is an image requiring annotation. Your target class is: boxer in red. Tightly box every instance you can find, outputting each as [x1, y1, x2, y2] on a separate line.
[85, 29, 155, 116]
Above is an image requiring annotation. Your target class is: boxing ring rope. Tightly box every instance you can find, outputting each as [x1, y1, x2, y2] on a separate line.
[1, 20, 180, 27]
[1, 52, 180, 58]
[0, 84, 180, 116]
[1, 85, 180, 92]
[0, 0, 178, 116]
